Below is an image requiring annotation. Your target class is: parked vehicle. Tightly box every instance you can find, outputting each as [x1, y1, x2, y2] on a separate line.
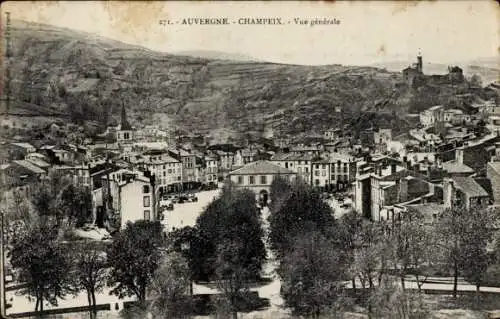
[178, 194, 188, 204]
[160, 199, 174, 211]
[187, 193, 198, 202]
[171, 195, 180, 204]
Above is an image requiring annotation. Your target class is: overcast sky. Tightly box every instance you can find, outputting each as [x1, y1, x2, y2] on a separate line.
[3, 1, 499, 66]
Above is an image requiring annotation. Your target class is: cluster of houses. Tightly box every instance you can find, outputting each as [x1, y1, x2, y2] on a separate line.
[2, 80, 500, 231]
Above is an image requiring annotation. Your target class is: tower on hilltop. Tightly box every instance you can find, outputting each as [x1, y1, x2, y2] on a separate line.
[417, 51, 423, 74]
[120, 103, 132, 131]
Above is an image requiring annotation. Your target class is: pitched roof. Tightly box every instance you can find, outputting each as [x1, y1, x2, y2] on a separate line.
[443, 161, 474, 174]
[452, 176, 489, 198]
[229, 160, 295, 175]
[11, 142, 35, 150]
[12, 160, 46, 174]
[270, 153, 315, 161]
[488, 161, 500, 174]
[26, 158, 51, 169]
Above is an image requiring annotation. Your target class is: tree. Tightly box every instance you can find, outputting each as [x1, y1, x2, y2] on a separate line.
[73, 240, 108, 319]
[169, 226, 211, 285]
[269, 180, 336, 256]
[268, 176, 293, 214]
[278, 231, 348, 318]
[435, 205, 469, 298]
[214, 239, 253, 319]
[30, 170, 73, 227]
[195, 185, 266, 281]
[149, 252, 193, 319]
[391, 208, 437, 291]
[107, 220, 164, 306]
[348, 218, 389, 304]
[469, 74, 483, 88]
[9, 224, 75, 312]
[338, 210, 363, 291]
[60, 184, 93, 227]
[368, 279, 429, 319]
[458, 206, 498, 295]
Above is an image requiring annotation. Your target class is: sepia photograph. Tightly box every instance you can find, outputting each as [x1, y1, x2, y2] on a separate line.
[0, 1, 499, 318]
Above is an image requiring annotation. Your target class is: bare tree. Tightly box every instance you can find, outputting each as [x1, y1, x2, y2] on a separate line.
[73, 240, 108, 319]
[149, 252, 193, 319]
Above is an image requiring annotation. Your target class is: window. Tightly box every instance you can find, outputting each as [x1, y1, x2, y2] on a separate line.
[260, 175, 267, 184]
[298, 167, 302, 173]
[143, 196, 151, 207]
[163, 172, 166, 176]
[322, 171, 326, 176]
[315, 171, 319, 176]
[238, 176, 244, 185]
[315, 164, 319, 169]
[285, 163, 289, 168]
[163, 165, 166, 169]
[142, 185, 150, 193]
[144, 210, 151, 221]
[315, 179, 320, 186]
[305, 167, 309, 173]
[249, 176, 255, 185]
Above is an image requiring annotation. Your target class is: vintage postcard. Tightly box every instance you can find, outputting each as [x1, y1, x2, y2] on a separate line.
[0, 1, 499, 318]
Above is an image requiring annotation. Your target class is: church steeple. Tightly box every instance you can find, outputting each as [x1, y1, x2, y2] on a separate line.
[120, 102, 132, 131]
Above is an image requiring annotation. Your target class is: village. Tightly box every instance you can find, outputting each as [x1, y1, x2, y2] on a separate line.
[1, 50, 500, 318]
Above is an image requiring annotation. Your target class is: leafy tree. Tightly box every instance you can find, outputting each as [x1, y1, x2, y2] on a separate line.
[195, 185, 266, 281]
[214, 239, 253, 319]
[73, 240, 108, 318]
[469, 74, 483, 88]
[269, 180, 336, 256]
[349, 220, 388, 292]
[338, 210, 363, 291]
[107, 220, 164, 306]
[268, 176, 293, 214]
[278, 231, 348, 318]
[368, 279, 430, 319]
[149, 252, 193, 319]
[30, 170, 72, 226]
[169, 226, 211, 285]
[391, 208, 437, 291]
[60, 184, 93, 227]
[458, 206, 498, 295]
[9, 224, 75, 312]
[435, 206, 468, 298]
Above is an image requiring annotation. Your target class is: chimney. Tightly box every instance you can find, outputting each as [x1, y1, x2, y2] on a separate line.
[455, 147, 464, 165]
[391, 163, 396, 175]
[399, 177, 408, 202]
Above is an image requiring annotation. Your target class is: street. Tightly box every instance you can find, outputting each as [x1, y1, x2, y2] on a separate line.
[161, 188, 222, 232]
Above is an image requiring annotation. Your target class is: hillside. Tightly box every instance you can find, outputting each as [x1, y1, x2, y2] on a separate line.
[3, 20, 498, 143]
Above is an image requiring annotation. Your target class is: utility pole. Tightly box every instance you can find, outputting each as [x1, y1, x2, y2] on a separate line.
[1, 212, 6, 318]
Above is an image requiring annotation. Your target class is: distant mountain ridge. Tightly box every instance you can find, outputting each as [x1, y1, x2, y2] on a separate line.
[172, 50, 262, 62]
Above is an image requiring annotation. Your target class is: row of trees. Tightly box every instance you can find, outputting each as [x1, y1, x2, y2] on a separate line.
[9, 219, 170, 318]
[267, 177, 500, 318]
[9, 182, 267, 319]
